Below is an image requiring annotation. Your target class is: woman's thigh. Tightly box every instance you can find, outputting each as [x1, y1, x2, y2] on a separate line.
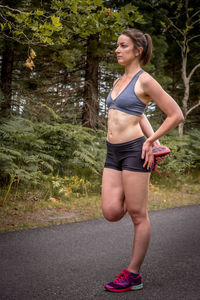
[101, 168, 125, 221]
[122, 170, 150, 217]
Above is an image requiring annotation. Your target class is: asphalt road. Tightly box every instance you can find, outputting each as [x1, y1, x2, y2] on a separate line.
[0, 205, 200, 300]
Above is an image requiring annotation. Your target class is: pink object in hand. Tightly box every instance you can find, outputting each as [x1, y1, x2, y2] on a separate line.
[152, 145, 170, 176]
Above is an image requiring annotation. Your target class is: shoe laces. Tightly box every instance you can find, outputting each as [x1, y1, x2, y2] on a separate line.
[153, 155, 167, 176]
[114, 269, 130, 283]
[153, 160, 161, 176]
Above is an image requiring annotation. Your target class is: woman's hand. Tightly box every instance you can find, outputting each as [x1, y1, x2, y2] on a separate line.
[141, 139, 154, 170]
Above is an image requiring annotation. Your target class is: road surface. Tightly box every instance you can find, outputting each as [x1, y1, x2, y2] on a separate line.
[0, 205, 200, 299]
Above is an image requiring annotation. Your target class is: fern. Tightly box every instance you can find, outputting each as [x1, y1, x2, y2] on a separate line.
[0, 116, 107, 188]
[158, 131, 200, 174]
[2, 114, 198, 193]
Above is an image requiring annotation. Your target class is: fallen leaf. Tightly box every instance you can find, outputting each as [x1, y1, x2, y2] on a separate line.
[49, 197, 59, 203]
[30, 48, 36, 59]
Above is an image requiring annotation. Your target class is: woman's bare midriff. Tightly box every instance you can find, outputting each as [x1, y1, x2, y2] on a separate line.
[107, 109, 144, 144]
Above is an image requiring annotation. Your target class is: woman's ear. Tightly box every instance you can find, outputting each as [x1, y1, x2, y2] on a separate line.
[135, 47, 143, 57]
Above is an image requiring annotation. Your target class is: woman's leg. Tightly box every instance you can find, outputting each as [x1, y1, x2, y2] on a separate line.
[102, 168, 126, 222]
[122, 170, 151, 273]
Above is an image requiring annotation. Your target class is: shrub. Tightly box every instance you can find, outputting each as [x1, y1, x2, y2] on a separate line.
[0, 116, 106, 189]
[155, 130, 200, 175]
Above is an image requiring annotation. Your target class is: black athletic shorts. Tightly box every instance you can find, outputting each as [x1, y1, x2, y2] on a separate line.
[104, 136, 152, 173]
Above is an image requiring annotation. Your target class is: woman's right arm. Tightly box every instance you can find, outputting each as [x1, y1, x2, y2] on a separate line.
[139, 114, 160, 147]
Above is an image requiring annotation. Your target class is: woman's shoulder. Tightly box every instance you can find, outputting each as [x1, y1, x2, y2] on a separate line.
[139, 71, 160, 90]
[139, 71, 166, 99]
[140, 71, 155, 83]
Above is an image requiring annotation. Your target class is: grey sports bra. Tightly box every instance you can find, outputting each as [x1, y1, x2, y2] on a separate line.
[106, 69, 146, 117]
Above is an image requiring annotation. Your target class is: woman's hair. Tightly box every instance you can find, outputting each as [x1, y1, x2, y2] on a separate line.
[122, 29, 152, 66]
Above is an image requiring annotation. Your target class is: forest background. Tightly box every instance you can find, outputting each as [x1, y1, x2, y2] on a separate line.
[0, 0, 200, 231]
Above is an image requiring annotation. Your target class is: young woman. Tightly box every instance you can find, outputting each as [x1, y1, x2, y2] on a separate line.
[102, 28, 184, 292]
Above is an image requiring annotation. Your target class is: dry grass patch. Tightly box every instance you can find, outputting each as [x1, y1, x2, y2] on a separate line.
[0, 181, 199, 233]
[148, 183, 200, 210]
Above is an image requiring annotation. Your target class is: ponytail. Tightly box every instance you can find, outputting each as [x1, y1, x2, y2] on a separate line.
[140, 33, 152, 66]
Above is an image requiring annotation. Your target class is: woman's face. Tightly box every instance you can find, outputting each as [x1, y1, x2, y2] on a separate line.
[115, 34, 140, 66]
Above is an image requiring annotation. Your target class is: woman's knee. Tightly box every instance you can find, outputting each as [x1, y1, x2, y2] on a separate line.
[129, 209, 149, 225]
[102, 206, 125, 222]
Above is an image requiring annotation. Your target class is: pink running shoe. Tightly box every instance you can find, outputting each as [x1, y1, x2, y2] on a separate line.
[152, 145, 170, 176]
[104, 269, 143, 292]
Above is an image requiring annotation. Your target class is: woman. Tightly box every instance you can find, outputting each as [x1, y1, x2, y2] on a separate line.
[102, 28, 184, 292]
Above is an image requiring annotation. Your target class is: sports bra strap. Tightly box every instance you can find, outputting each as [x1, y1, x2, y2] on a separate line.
[113, 77, 121, 87]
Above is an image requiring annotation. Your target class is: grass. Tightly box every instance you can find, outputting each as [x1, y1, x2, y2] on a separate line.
[0, 172, 199, 233]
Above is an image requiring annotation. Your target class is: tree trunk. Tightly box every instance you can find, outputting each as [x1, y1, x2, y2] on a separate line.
[82, 35, 99, 129]
[178, 42, 188, 136]
[178, 122, 184, 136]
[0, 43, 14, 118]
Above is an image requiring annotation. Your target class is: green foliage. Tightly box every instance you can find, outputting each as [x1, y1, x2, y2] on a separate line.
[35, 121, 106, 177]
[52, 48, 82, 70]
[156, 130, 200, 175]
[0, 0, 200, 202]
[0, 117, 57, 185]
[1, 115, 199, 186]
[0, 0, 144, 46]
[1, 115, 199, 203]
[0, 116, 106, 188]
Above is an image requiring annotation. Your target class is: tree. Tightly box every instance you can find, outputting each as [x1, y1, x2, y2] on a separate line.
[162, 0, 200, 135]
[0, 41, 14, 117]
[50, 0, 145, 128]
[0, 0, 144, 128]
[0, 0, 61, 117]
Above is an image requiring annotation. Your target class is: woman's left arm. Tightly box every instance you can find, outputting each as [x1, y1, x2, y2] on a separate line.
[141, 74, 184, 168]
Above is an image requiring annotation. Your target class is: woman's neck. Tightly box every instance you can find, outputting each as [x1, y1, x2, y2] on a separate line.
[124, 61, 141, 77]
